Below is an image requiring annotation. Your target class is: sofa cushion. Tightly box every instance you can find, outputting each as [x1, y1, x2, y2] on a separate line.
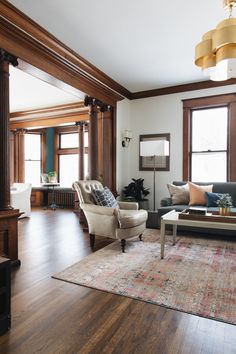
[118, 209, 148, 228]
[167, 183, 189, 205]
[92, 187, 119, 208]
[188, 182, 213, 206]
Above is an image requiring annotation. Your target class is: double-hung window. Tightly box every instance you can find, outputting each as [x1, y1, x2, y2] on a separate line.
[191, 107, 228, 182]
[59, 132, 79, 188]
[57, 126, 88, 187]
[24, 133, 42, 186]
[183, 94, 236, 182]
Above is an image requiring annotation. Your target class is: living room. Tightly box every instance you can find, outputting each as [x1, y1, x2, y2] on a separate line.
[0, 1, 236, 353]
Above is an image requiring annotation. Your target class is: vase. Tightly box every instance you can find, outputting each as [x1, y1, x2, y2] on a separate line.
[219, 207, 231, 216]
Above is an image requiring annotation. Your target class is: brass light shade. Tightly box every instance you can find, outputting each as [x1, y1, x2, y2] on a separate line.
[195, 0, 236, 81]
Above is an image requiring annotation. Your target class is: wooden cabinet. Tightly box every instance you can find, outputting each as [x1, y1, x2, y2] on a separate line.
[0, 257, 11, 335]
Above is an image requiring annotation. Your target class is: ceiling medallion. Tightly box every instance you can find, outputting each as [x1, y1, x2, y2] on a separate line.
[195, 0, 236, 81]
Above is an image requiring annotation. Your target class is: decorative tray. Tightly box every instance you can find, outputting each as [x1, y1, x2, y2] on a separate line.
[178, 210, 236, 223]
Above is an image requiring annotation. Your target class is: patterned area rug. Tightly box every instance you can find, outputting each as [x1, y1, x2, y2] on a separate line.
[53, 230, 236, 325]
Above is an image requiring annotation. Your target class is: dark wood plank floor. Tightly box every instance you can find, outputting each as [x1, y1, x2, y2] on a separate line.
[0, 208, 235, 354]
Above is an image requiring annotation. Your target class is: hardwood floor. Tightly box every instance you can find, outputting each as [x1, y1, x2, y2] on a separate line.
[0, 208, 235, 354]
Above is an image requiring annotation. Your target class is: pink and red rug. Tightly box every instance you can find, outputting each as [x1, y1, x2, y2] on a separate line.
[53, 230, 236, 325]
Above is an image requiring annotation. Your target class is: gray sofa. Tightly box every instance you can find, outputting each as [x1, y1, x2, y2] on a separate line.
[157, 181, 236, 234]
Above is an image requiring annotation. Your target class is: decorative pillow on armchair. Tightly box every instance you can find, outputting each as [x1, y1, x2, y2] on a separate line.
[167, 183, 189, 205]
[92, 187, 119, 208]
[188, 182, 213, 206]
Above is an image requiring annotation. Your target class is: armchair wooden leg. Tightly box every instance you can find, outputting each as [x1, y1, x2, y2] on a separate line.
[139, 234, 143, 241]
[89, 234, 95, 250]
[121, 239, 126, 253]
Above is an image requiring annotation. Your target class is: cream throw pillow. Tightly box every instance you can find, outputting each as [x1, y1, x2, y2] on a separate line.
[188, 182, 213, 206]
[167, 183, 189, 205]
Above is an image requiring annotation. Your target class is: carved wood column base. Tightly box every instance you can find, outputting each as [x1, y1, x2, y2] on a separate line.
[0, 209, 21, 266]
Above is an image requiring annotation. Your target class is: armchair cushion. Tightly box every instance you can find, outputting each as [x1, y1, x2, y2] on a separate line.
[118, 209, 148, 229]
[92, 186, 118, 208]
[118, 201, 139, 210]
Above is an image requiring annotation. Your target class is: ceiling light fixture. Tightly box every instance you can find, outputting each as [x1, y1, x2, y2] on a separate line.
[195, 0, 236, 81]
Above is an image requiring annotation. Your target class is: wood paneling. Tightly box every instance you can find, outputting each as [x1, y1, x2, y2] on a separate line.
[0, 209, 21, 266]
[30, 190, 44, 207]
[0, 2, 128, 104]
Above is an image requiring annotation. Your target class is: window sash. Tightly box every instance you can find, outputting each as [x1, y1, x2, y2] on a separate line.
[24, 133, 42, 186]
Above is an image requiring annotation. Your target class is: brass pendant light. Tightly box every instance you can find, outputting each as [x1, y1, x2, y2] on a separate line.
[195, 0, 236, 81]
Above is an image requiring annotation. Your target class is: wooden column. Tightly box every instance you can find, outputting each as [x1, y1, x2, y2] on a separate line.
[0, 50, 21, 266]
[84, 95, 116, 192]
[0, 52, 11, 210]
[88, 104, 99, 180]
[99, 108, 114, 190]
[76, 122, 85, 180]
[14, 129, 26, 182]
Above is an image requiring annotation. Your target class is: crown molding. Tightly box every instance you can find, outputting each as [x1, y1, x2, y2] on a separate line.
[0, 1, 131, 104]
[131, 79, 236, 100]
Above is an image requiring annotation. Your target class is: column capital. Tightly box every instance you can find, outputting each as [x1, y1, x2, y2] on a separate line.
[84, 95, 111, 112]
[14, 128, 27, 135]
[0, 49, 18, 67]
[75, 121, 87, 127]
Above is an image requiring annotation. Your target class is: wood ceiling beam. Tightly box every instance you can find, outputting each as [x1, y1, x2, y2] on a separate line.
[0, 1, 130, 104]
[10, 102, 89, 129]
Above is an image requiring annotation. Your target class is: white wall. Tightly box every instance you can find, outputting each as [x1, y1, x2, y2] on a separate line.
[116, 99, 131, 193]
[117, 85, 236, 209]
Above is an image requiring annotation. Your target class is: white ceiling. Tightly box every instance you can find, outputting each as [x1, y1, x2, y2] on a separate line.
[10, 67, 83, 112]
[9, 0, 229, 92]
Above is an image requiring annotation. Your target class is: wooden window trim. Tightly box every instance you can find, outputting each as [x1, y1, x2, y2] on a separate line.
[55, 127, 88, 182]
[183, 93, 236, 181]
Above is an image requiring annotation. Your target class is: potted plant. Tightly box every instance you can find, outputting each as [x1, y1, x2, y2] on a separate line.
[47, 171, 57, 183]
[122, 178, 150, 209]
[216, 194, 233, 216]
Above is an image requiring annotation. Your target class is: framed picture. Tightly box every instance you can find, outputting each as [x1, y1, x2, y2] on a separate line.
[139, 133, 170, 171]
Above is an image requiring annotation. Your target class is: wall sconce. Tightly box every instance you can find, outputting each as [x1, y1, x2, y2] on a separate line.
[122, 130, 132, 148]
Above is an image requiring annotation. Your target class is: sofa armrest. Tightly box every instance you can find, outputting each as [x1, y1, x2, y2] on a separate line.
[81, 203, 117, 216]
[160, 197, 172, 207]
[118, 201, 139, 210]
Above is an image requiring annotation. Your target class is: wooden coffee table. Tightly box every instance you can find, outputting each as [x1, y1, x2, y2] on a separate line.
[160, 210, 236, 259]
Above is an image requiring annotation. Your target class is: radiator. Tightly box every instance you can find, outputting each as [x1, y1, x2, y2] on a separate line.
[48, 191, 75, 208]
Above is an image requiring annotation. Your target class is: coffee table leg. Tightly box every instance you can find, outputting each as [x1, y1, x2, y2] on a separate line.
[173, 224, 177, 245]
[160, 219, 166, 259]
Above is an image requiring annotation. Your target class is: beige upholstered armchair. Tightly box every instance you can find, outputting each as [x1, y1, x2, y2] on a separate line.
[72, 180, 148, 252]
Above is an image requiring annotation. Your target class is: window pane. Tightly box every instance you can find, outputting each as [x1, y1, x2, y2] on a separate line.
[25, 134, 41, 160]
[25, 161, 41, 186]
[191, 152, 227, 182]
[59, 154, 79, 187]
[84, 153, 89, 179]
[84, 132, 88, 148]
[60, 133, 78, 148]
[192, 107, 227, 151]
